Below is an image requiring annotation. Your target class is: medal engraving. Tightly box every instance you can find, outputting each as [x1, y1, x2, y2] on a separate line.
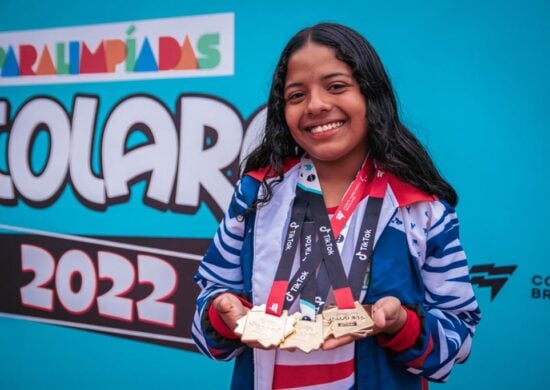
[323, 301, 374, 338]
[321, 305, 338, 339]
[234, 305, 295, 348]
[280, 314, 324, 353]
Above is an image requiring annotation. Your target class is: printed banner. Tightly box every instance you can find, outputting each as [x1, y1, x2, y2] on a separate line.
[0, 2, 548, 389]
[0, 13, 234, 85]
[0, 232, 209, 351]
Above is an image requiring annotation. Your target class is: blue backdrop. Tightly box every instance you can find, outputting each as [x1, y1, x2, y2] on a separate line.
[0, 0, 548, 388]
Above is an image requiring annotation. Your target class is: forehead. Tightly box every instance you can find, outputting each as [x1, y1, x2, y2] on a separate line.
[285, 42, 351, 81]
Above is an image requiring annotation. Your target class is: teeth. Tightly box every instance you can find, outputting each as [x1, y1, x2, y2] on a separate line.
[310, 121, 344, 134]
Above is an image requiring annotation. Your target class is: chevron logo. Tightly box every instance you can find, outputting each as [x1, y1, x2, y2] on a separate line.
[470, 263, 517, 301]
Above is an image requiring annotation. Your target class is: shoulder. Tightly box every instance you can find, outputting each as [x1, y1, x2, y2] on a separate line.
[244, 158, 300, 182]
[385, 172, 438, 208]
[385, 172, 456, 232]
[233, 175, 262, 209]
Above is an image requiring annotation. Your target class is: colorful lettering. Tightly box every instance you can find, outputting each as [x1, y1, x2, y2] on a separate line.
[197, 33, 220, 69]
[55, 43, 69, 75]
[105, 40, 125, 73]
[158, 36, 181, 71]
[0, 21, 228, 81]
[1, 46, 19, 77]
[69, 41, 80, 75]
[175, 36, 198, 70]
[0, 47, 5, 69]
[80, 42, 107, 74]
[19, 45, 37, 76]
[36, 45, 56, 75]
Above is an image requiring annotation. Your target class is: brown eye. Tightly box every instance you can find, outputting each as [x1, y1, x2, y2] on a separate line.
[328, 83, 347, 92]
[286, 91, 305, 103]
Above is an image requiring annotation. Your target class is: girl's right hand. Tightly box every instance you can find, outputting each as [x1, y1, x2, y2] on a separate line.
[213, 293, 277, 350]
[213, 293, 249, 330]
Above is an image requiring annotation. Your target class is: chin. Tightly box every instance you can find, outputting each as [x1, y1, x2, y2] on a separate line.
[308, 153, 345, 163]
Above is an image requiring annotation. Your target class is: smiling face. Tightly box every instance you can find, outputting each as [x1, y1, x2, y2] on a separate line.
[284, 42, 368, 171]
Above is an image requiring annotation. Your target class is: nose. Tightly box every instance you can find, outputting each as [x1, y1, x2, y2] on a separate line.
[306, 89, 331, 115]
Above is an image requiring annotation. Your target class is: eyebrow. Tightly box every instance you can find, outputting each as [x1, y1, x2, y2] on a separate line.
[284, 72, 352, 91]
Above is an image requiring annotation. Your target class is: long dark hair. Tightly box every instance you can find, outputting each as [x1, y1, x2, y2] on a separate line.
[243, 23, 458, 206]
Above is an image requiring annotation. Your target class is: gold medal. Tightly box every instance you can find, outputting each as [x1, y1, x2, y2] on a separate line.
[322, 301, 374, 339]
[234, 304, 295, 348]
[280, 313, 324, 353]
[321, 305, 338, 339]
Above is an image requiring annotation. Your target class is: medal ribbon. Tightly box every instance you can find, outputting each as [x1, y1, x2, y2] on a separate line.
[264, 194, 308, 316]
[304, 187, 357, 309]
[347, 169, 387, 299]
[298, 219, 320, 319]
[296, 158, 387, 310]
[265, 157, 387, 316]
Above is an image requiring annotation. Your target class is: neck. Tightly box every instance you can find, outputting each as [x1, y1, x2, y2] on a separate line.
[312, 157, 366, 208]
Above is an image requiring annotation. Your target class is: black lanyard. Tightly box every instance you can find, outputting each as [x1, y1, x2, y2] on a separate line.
[266, 166, 387, 315]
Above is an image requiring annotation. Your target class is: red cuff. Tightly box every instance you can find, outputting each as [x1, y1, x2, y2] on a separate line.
[377, 307, 421, 352]
[208, 294, 252, 340]
[408, 335, 434, 368]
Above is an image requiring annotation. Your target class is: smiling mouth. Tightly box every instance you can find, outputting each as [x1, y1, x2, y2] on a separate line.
[307, 121, 345, 134]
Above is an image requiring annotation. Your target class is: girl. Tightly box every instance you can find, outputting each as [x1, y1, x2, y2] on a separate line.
[192, 23, 480, 389]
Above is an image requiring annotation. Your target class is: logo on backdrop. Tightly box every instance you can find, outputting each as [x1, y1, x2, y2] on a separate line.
[531, 274, 550, 300]
[470, 263, 517, 301]
[0, 13, 234, 85]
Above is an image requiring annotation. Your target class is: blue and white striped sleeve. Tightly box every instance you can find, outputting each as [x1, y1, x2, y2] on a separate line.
[398, 200, 481, 382]
[191, 176, 258, 361]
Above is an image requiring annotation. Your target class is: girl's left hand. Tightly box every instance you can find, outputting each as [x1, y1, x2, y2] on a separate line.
[322, 296, 408, 351]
